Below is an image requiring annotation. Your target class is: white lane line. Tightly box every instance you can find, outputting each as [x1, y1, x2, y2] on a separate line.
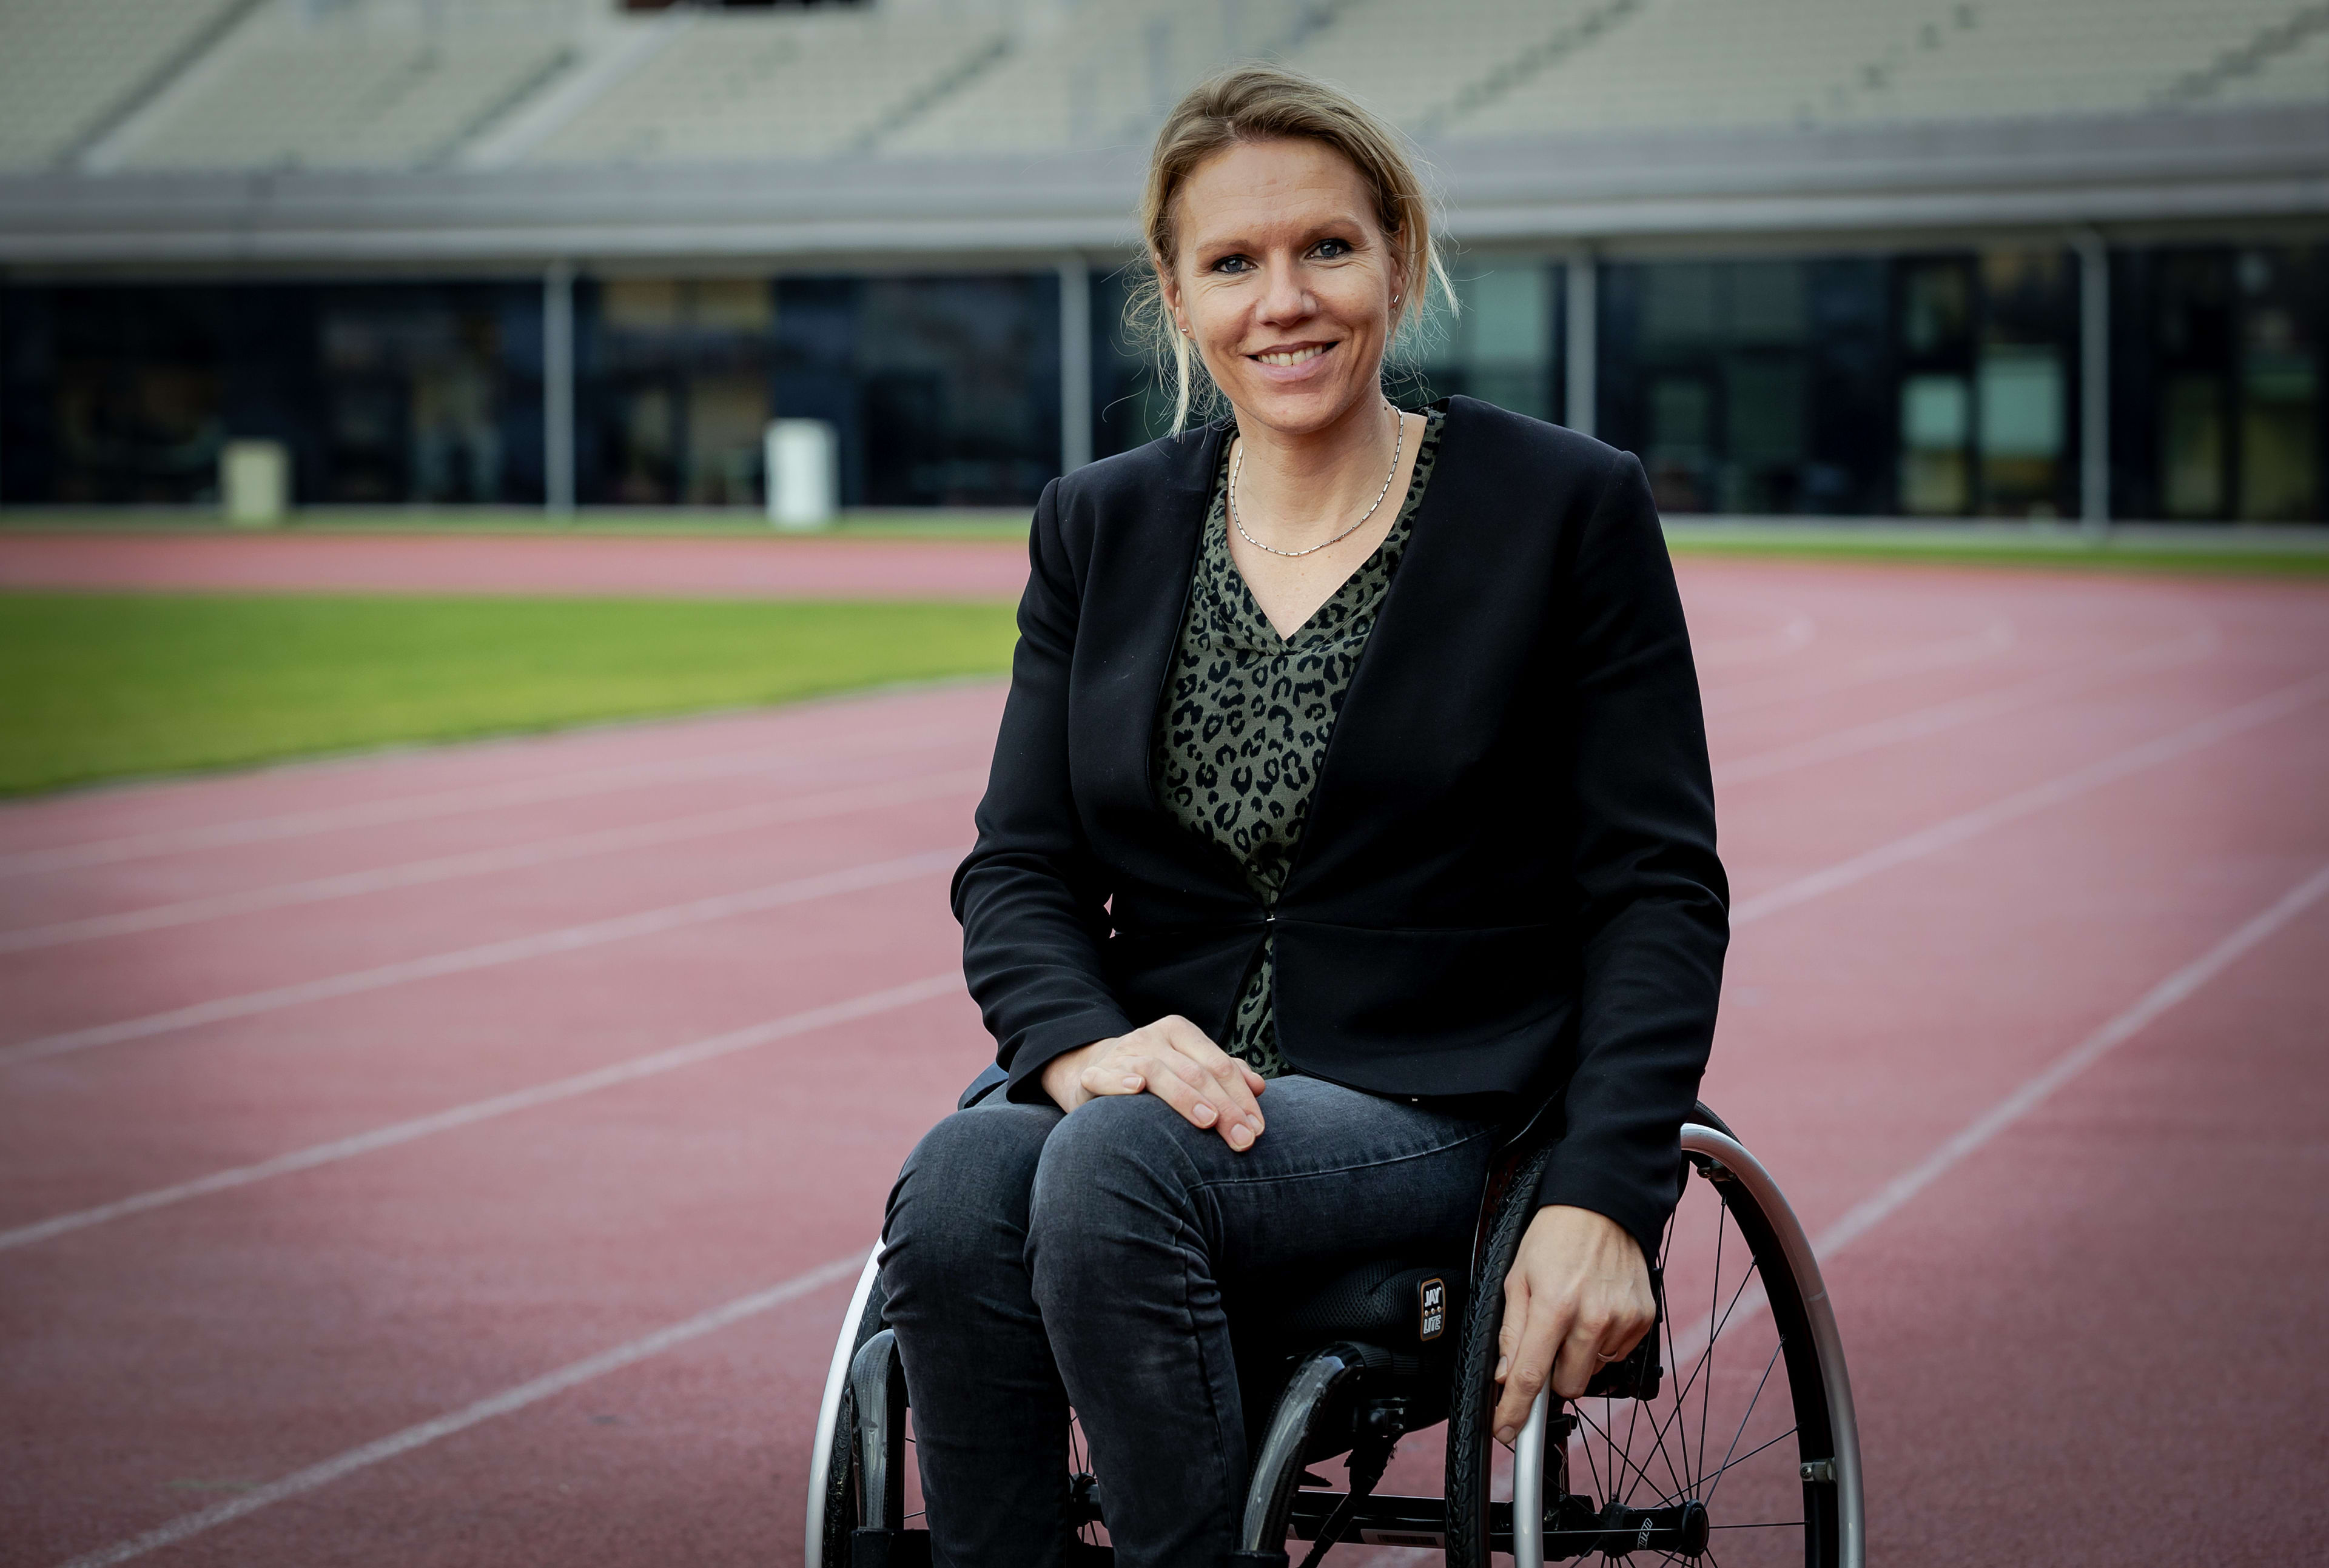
[1669, 859, 2329, 1369]
[1695, 612, 1816, 671]
[52, 1253, 869, 1568]
[0, 769, 986, 954]
[1810, 859, 2329, 1259]
[7, 652, 2296, 1239]
[54, 879, 2326, 1568]
[0, 849, 959, 1068]
[1732, 668, 2329, 925]
[0, 974, 958, 1253]
[1707, 616, 2015, 715]
[0, 718, 985, 881]
[1715, 627, 2216, 788]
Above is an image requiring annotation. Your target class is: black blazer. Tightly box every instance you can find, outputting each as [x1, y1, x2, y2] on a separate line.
[951, 396, 1727, 1259]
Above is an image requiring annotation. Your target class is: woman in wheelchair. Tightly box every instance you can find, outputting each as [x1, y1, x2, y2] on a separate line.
[879, 65, 1728, 1568]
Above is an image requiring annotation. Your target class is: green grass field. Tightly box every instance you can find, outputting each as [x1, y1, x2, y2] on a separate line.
[3, 511, 2322, 796]
[8, 506, 2327, 574]
[1657, 522, 2329, 577]
[0, 594, 1019, 797]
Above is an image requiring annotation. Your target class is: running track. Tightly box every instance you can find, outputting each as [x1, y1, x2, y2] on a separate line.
[3, 559, 2326, 1566]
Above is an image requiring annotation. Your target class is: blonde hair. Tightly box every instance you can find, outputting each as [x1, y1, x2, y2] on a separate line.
[1130, 63, 1457, 434]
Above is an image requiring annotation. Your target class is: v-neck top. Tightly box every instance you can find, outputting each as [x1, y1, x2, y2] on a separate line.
[1151, 406, 1445, 1076]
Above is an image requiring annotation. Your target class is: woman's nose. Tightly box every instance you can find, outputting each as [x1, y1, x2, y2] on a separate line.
[1254, 262, 1311, 324]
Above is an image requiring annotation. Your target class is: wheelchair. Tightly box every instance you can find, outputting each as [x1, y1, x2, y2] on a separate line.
[807, 1067, 1863, 1567]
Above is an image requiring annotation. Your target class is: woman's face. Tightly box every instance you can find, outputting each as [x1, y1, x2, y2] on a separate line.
[1161, 137, 1403, 440]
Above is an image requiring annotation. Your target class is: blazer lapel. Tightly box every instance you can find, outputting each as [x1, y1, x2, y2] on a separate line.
[1077, 421, 1225, 822]
[1289, 398, 1480, 902]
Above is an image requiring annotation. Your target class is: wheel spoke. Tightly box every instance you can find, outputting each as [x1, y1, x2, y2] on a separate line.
[1620, 1390, 1647, 1504]
[1511, 1147, 1838, 1568]
[1656, 1208, 1690, 1490]
[1700, 1424, 1800, 1499]
[1703, 1338, 1786, 1511]
[1571, 1401, 1683, 1507]
[1639, 1389, 1694, 1506]
[1702, 1202, 1723, 1479]
[1575, 1406, 1610, 1505]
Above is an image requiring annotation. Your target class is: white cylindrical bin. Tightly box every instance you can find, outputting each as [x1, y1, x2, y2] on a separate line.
[221, 440, 289, 527]
[765, 418, 838, 529]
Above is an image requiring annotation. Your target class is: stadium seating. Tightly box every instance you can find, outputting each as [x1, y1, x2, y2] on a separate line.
[875, 0, 1329, 158]
[1275, 0, 1634, 135]
[522, 7, 1005, 165]
[0, 0, 250, 170]
[2, 0, 2322, 175]
[86, 0, 593, 172]
[1451, 0, 2329, 136]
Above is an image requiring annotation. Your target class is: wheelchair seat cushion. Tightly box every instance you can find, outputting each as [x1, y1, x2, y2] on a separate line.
[1271, 1259, 1466, 1356]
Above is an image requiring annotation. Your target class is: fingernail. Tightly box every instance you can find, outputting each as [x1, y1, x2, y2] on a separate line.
[1229, 1124, 1252, 1149]
[1494, 1356, 1508, 1379]
[1496, 1426, 1516, 1446]
[1121, 1075, 1143, 1090]
[1194, 1102, 1216, 1125]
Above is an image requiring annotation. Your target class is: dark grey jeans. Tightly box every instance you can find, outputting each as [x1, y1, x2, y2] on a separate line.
[879, 1076, 1494, 1568]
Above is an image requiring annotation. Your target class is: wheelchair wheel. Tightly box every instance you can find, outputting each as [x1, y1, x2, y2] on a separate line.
[805, 1248, 1109, 1567]
[1445, 1106, 1864, 1567]
[805, 1251, 889, 1568]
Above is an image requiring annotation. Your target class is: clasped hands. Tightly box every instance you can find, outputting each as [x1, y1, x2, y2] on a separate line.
[1041, 1016, 1655, 1443]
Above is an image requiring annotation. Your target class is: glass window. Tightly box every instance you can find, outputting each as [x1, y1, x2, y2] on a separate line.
[1427, 264, 1558, 423]
[2237, 247, 2321, 522]
[579, 271, 1060, 509]
[854, 274, 1060, 506]
[2114, 244, 2323, 523]
[0, 281, 542, 507]
[1900, 373, 1971, 514]
[1091, 265, 1177, 460]
[581, 276, 777, 506]
[1603, 256, 1877, 514]
[2160, 377, 2226, 517]
[1887, 252, 2076, 517]
[12, 286, 227, 505]
[1975, 249, 2074, 517]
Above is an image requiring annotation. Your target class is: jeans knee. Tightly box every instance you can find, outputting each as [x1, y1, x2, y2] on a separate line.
[882, 1102, 1055, 1296]
[1026, 1096, 1200, 1292]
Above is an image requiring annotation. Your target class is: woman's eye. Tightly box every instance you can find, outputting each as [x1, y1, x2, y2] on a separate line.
[1211, 255, 1252, 275]
[1314, 238, 1353, 260]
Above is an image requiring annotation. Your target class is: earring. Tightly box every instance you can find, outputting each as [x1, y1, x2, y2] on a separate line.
[1392, 292, 1400, 303]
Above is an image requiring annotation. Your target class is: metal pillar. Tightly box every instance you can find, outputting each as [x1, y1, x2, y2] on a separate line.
[2075, 231, 2110, 537]
[1058, 254, 1093, 474]
[544, 259, 576, 515]
[1564, 251, 1597, 438]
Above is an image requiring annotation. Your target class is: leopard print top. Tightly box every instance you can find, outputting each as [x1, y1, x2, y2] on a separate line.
[1152, 406, 1445, 1077]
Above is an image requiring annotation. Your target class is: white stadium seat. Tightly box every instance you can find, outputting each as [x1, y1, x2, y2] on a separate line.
[0, 0, 249, 169]
[1, 0, 2321, 173]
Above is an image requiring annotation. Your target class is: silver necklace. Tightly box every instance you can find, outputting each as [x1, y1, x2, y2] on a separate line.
[1229, 403, 1405, 560]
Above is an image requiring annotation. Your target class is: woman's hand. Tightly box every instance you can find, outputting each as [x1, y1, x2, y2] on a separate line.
[1040, 1016, 1269, 1151]
[1492, 1205, 1655, 1443]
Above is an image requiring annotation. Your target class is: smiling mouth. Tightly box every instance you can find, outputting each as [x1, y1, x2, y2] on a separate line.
[1254, 344, 1331, 367]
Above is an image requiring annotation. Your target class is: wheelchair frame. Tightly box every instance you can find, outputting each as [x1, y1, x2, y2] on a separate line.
[806, 1108, 1863, 1567]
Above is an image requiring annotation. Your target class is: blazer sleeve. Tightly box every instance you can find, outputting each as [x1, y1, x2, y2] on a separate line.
[950, 478, 1135, 1102]
[1533, 452, 1731, 1265]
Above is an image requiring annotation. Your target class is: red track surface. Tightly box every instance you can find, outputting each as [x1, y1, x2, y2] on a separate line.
[3, 558, 2326, 1566]
[0, 532, 1029, 599]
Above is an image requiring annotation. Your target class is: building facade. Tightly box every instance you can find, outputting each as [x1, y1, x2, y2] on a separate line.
[2, 1, 2325, 521]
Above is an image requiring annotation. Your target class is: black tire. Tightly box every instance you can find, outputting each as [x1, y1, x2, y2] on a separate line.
[1443, 1104, 1858, 1567]
[1443, 1137, 1558, 1565]
[815, 1274, 889, 1567]
[813, 1270, 1114, 1566]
